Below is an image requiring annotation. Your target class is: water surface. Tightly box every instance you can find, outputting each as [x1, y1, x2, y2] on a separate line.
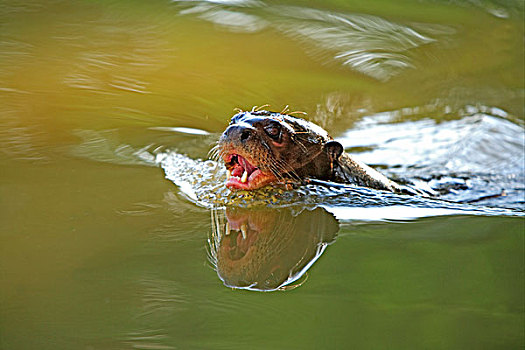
[0, 0, 523, 349]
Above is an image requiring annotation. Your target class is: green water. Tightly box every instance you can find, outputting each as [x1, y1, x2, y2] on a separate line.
[1, 0, 524, 349]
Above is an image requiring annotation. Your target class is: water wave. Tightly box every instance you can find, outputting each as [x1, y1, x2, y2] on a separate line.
[172, 0, 451, 80]
[70, 104, 524, 219]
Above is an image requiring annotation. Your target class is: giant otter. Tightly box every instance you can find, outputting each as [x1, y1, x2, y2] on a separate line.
[217, 109, 416, 194]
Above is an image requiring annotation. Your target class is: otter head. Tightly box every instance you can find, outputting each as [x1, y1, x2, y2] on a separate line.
[218, 110, 344, 190]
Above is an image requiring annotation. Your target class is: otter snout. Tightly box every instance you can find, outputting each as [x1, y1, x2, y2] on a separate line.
[220, 123, 256, 145]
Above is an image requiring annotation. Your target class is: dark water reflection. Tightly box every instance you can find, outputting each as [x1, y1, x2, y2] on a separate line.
[209, 206, 339, 291]
[206, 199, 521, 292]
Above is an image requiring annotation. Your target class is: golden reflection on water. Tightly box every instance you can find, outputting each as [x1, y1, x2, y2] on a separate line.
[1, 0, 522, 141]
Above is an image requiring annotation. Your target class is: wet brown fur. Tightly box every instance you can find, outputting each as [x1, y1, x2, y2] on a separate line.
[218, 109, 407, 193]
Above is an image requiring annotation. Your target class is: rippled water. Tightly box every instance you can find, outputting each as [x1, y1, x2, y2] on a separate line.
[1, 0, 523, 349]
[158, 106, 524, 211]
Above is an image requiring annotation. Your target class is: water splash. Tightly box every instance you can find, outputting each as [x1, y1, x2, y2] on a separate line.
[336, 105, 525, 207]
[70, 105, 524, 219]
[156, 102, 523, 217]
[157, 150, 522, 220]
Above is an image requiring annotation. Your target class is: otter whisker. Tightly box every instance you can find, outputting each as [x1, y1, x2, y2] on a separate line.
[262, 154, 287, 180]
[208, 145, 223, 163]
[256, 142, 290, 182]
[288, 110, 307, 116]
[292, 132, 321, 149]
[211, 151, 221, 163]
[254, 104, 270, 112]
[268, 165, 285, 182]
[290, 135, 309, 154]
[270, 165, 292, 184]
[207, 144, 220, 158]
[272, 158, 301, 183]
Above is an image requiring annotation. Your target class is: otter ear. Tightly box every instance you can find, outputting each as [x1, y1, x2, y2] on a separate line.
[324, 140, 343, 160]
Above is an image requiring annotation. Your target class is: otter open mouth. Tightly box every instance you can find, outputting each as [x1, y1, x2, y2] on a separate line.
[221, 211, 260, 260]
[224, 154, 276, 190]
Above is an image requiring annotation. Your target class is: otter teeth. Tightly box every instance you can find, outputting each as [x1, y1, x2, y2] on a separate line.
[225, 222, 230, 236]
[241, 170, 248, 183]
[226, 169, 231, 180]
[240, 223, 248, 239]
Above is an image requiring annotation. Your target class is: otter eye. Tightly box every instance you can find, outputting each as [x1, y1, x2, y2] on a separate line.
[264, 124, 281, 140]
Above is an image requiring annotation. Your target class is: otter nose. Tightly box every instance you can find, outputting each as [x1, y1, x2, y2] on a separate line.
[223, 123, 255, 143]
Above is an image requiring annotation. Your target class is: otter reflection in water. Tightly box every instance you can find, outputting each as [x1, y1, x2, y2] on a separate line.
[208, 206, 339, 291]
